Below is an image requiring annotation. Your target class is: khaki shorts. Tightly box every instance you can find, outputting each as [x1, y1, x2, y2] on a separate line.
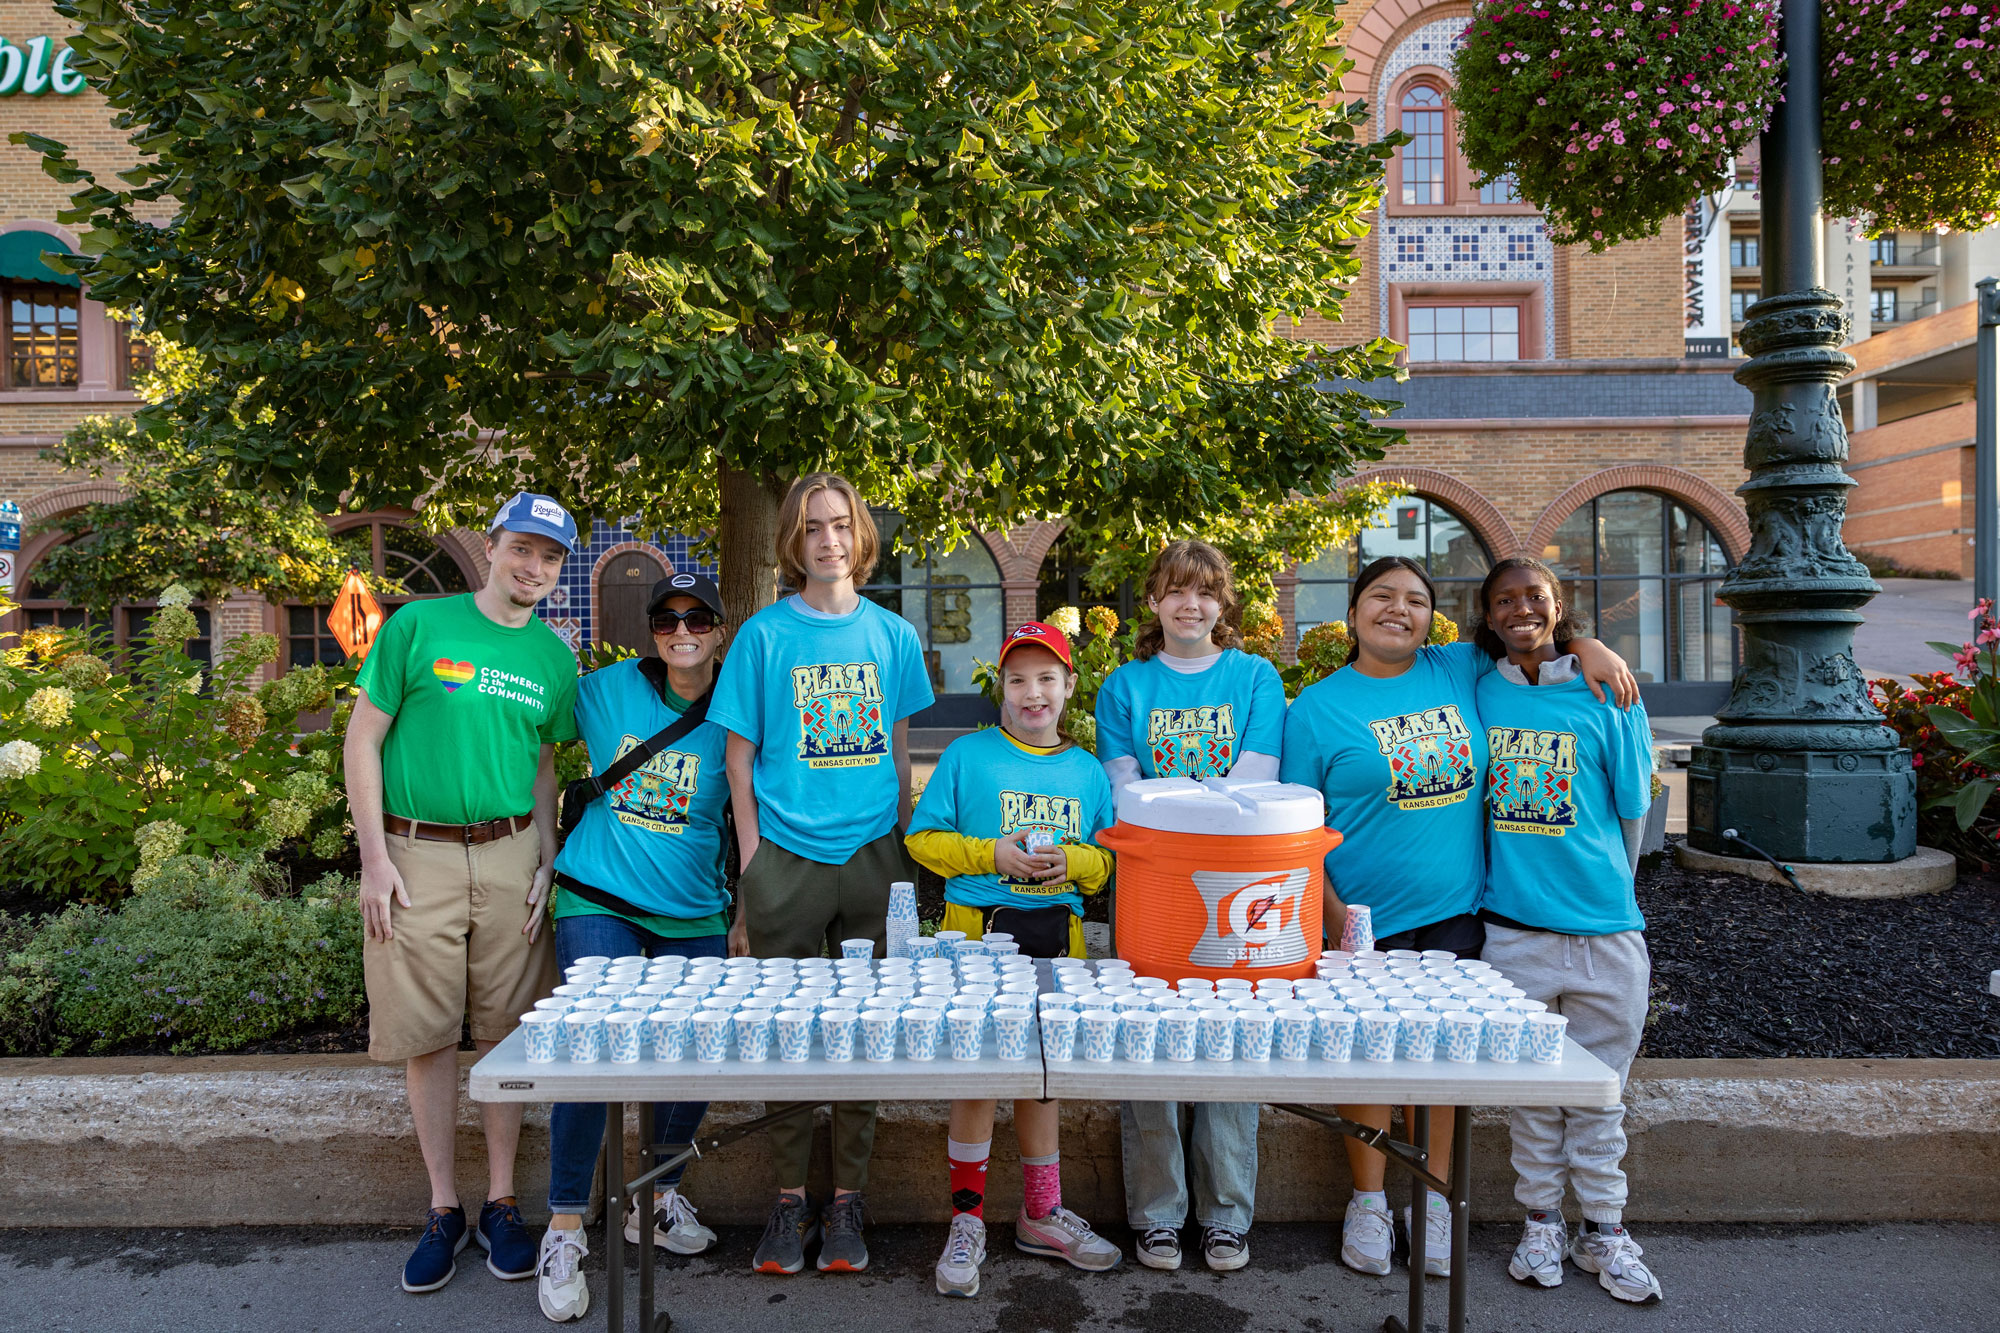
[363, 822, 556, 1062]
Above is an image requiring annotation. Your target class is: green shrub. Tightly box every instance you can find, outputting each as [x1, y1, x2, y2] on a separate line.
[0, 855, 365, 1056]
[0, 586, 355, 904]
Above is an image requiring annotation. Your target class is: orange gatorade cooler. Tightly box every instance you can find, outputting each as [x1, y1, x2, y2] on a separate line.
[1097, 776, 1342, 983]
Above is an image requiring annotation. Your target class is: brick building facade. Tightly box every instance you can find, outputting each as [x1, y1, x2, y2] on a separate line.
[12, 0, 1982, 719]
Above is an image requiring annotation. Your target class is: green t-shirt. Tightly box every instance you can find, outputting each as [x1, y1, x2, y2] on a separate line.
[552, 681, 731, 939]
[355, 595, 580, 824]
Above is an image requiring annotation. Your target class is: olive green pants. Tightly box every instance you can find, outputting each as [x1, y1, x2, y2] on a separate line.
[741, 829, 912, 1191]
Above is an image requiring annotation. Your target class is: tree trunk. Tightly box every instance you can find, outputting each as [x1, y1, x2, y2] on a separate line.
[718, 464, 787, 631]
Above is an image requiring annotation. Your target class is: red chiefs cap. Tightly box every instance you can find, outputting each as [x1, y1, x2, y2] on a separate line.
[997, 620, 1075, 670]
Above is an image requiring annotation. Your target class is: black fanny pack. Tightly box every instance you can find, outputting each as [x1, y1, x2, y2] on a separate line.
[982, 903, 1073, 960]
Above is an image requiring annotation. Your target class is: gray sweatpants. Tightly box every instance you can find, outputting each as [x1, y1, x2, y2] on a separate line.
[1482, 924, 1650, 1224]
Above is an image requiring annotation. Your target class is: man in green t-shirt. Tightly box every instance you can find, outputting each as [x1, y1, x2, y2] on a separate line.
[344, 492, 582, 1296]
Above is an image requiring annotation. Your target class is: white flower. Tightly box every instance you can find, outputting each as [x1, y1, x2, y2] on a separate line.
[0, 740, 44, 779]
[180, 669, 204, 696]
[156, 583, 194, 609]
[1047, 605, 1082, 637]
[135, 819, 187, 868]
[22, 686, 74, 730]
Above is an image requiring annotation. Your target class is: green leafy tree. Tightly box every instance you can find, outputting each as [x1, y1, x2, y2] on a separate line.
[33, 340, 395, 612]
[27, 0, 1403, 625]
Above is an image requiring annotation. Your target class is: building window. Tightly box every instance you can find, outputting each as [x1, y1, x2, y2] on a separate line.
[1868, 236, 1897, 266]
[1729, 235, 1759, 268]
[1038, 531, 1139, 626]
[861, 511, 1002, 696]
[17, 555, 212, 666]
[285, 519, 474, 669]
[115, 321, 155, 390]
[1479, 173, 1522, 205]
[1870, 288, 1898, 323]
[2, 283, 80, 388]
[1399, 84, 1447, 206]
[1546, 491, 1734, 687]
[1295, 494, 1494, 637]
[1730, 290, 1754, 322]
[1407, 305, 1520, 362]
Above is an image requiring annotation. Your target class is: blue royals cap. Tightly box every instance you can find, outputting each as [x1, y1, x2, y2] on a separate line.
[489, 492, 580, 552]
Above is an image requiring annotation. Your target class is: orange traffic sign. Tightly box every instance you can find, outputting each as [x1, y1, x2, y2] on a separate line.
[327, 569, 385, 661]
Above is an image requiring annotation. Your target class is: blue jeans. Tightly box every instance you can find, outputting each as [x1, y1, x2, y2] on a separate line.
[1119, 1101, 1259, 1234]
[546, 914, 726, 1213]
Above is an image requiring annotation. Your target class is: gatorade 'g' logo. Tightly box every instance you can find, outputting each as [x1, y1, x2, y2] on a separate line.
[1188, 868, 1312, 969]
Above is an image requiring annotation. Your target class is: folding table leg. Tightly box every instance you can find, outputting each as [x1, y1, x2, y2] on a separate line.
[1448, 1105, 1472, 1333]
[638, 1103, 656, 1328]
[1387, 1106, 1430, 1333]
[606, 1100, 625, 1333]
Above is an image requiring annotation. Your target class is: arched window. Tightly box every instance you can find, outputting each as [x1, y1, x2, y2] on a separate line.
[1295, 494, 1494, 638]
[861, 512, 1003, 715]
[1399, 84, 1447, 206]
[1547, 491, 1735, 705]
[18, 546, 213, 665]
[1037, 529, 1139, 626]
[284, 517, 475, 668]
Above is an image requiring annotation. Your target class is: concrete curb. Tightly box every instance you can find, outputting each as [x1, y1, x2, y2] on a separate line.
[1674, 842, 1956, 897]
[5, 1054, 1997, 1227]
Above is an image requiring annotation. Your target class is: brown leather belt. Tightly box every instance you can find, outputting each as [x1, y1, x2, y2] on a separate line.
[384, 813, 533, 845]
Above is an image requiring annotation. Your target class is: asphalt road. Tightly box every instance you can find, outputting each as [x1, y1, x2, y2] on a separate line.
[3, 1220, 1994, 1333]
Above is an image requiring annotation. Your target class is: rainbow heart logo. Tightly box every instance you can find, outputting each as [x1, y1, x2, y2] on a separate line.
[433, 658, 477, 693]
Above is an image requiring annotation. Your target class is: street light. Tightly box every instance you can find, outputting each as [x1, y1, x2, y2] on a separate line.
[1685, 0, 1917, 863]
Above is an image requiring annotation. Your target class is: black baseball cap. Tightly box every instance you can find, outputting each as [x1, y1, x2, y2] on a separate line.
[647, 572, 725, 620]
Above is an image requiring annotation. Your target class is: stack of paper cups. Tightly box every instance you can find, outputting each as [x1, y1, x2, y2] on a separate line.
[886, 881, 919, 958]
[1340, 903, 1375, 954]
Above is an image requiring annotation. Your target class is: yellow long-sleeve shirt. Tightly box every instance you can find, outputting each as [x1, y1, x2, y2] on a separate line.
[904, 730, 1114, 895]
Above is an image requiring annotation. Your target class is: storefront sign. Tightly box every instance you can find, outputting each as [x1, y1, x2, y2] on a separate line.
[1683, 191, 1730, 357]
[0, 37, 87, 97]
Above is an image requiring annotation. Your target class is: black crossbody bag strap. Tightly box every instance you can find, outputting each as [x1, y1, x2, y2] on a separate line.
[587, 668, 712, 800]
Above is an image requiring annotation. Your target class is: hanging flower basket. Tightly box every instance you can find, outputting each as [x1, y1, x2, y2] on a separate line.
[1822, 0, 2000, 233]
[1454, 0, 1783, 250]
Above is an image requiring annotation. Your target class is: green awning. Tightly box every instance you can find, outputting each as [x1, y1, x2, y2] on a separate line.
[0, 231, 79, 288]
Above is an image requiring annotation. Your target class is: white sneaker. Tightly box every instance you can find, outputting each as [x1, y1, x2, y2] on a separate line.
[1571, 1223, 1664, 1304]
[1340, 1195, 1393, 1276]
[1400, 1198, 1451, 1277]
[1508, 1212, 1567, 1287]
[1016, 1206, 1123, 1272]
[935, 1213, 987, 1297]
[536, 1227, 589, 1323]
[624, 1187, 717, 1256]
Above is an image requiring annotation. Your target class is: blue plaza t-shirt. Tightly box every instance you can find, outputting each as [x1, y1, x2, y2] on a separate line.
[1095, 649, 1287, 779]
[908, 727, 1117, 917]
[708, 596, 935, 863]
[1280, 642, 1492, 939]
[1477, 673, 1654, 936]
[551, 659, 732, 922]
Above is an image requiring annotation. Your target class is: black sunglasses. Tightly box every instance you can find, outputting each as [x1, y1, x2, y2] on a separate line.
[649, 608, 721, 635]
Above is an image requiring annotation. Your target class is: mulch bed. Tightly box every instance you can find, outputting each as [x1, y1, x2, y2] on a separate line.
[1637, 838, 2000, 1060]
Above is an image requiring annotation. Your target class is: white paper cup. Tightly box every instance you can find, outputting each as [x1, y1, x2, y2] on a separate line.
[564, 1011, 607, 1062]
[649, 1009, 692, 1061]
[1078, 1008, 1121, 1062]
[1314, 1009, 1358, 1061]
[1159, 1008, 1199, 1061]
[1039, 1008, 1080, 1061]
[1525, 1012, 1569, 1063]
[860, 1010, 899, 1062]
[947, 1007, 988, 1061]
[1357, 1009, 1400, 1062]
[1119, 1010, 1160, 1062]
[819, 1010, 858, 1062]
[1397, 1010, 1441, 1061]
[840, 938, 876, 960]
[521, 1010, 562, 1062]
[1273, 1008, 1314, 1061]
[689, 1011, 730, 1062]
[1484, 1010, 1526, 1063]
[1197, 1010, 1237, 1062]
[903, 1005, 946, 1060]
[1235, 1009, 1275, 1061]
[1439, 1010, 1482, 1063]
[601, 1009, 645, 1063]
[993, 1008, 1034, 1060]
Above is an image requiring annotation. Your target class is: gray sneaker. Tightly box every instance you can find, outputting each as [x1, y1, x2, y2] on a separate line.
[752, 1193, 818, 1275]
[1508, 1212, 1567, 1288]
[1571, 1223, 1663, 1304]
[935, 1213, 987, 1297]
[1015, 1207, 1122, 1273]
[818, 1192, 870, 1272]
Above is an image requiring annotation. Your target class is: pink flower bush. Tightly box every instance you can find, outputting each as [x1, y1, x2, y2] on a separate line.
[1454, 0, 1782, 248]
[1822, 0, 2000, 232]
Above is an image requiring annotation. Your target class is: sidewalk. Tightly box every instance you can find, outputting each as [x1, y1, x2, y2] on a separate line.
[4, 1221, 1990, 1332]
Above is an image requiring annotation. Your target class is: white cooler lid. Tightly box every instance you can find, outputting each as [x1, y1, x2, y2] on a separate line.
[1113, 775, 1327, 837]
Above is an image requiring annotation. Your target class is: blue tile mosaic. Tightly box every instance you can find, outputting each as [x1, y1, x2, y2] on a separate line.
[535, 517, 716, 651]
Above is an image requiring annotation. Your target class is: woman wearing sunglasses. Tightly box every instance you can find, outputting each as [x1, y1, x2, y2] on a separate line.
[534, 573, 732, 1323]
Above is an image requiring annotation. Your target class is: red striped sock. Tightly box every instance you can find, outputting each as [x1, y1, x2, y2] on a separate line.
[947, 1137, 990, 1219]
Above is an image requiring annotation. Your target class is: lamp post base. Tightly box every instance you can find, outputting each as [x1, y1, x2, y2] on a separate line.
[1687, 742, 1915, 863]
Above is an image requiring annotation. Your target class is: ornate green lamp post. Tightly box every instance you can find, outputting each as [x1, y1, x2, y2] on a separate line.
[1684, 0, 1916, 862]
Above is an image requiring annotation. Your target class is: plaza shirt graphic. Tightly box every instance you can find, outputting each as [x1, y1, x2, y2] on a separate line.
[605, 737, 702, 836]
[1485, 726, 1580, 836]
[1368, 705, 1479, 810]
[996, 789, 1085, 894]
[1147, 704, 1238, 779]
[792, 662, 888, 768]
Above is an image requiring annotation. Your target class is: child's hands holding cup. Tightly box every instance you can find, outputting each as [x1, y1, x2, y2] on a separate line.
[994, 829, 1067, 882]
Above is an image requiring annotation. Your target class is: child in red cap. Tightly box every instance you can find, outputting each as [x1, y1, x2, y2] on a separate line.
[906, 620, 1120, 1297]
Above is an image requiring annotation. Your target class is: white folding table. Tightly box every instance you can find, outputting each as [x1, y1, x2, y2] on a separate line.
[471, 1019, 1617, 1333]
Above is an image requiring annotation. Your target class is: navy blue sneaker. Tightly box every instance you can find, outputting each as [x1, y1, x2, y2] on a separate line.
[478, 1197, 537, 1280]
[402, 1206, 469, 1293]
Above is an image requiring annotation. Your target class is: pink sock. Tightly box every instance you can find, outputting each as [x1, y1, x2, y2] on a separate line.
[1021, 1152, 1061, 1220]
